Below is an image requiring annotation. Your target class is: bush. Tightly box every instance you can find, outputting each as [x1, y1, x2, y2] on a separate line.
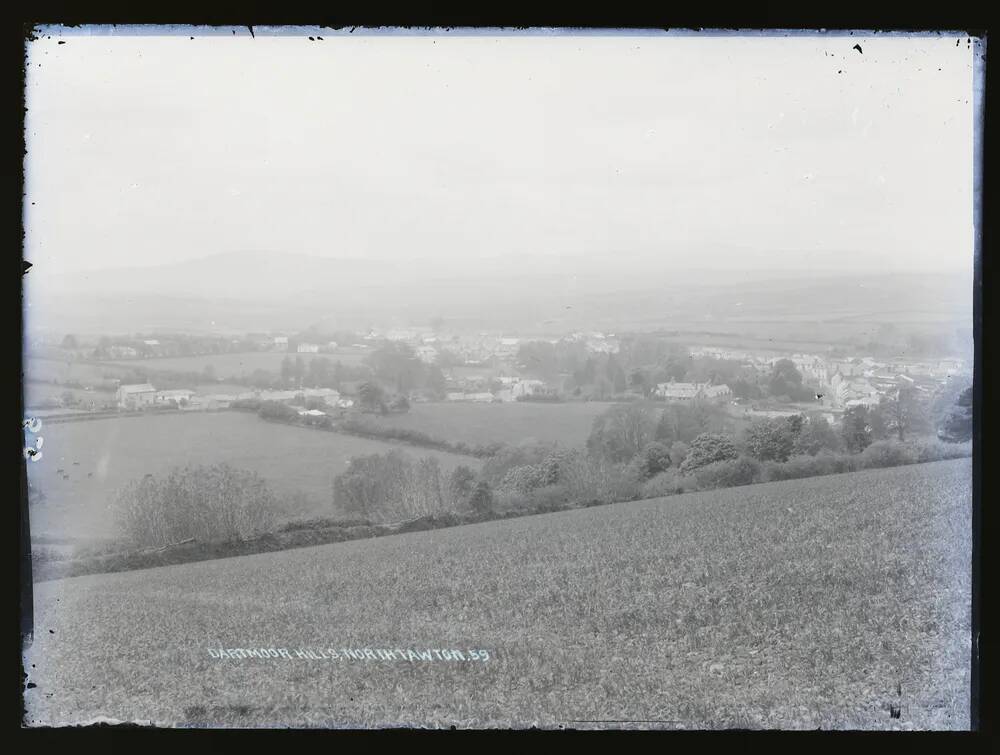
[761, 452, 858, 482]
[859, 440, 919, 469]
[333, 450, 447, 522]
[632, 441, 673, 481]
[692, 455, 761, 490]
[525, 484, 573, 513]
[500, 463, 549, 495]
[561, 452, 641, 504]
[481, 441, 558, 486]
[641, 469, 693, 498]
[906, 438, 972, 463]
[112, 464, 277, 549]
[230, 398, 261, 411]
[743, 418, 795, 462]
[468, 481, 495, 515]
[258, 400, 299, 423]
[680, 433, 739, 474]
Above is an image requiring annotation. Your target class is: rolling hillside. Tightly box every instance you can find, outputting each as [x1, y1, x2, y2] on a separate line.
[23, 459, 971, 729]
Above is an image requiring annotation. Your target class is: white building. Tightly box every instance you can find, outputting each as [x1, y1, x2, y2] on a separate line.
[297, 343, 320, 354]
[154, 389, 195, 404]
[116, 383, 157, 409]
[654, 382, 702, 401]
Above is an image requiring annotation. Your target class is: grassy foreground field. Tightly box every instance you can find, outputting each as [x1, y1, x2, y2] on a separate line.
[24, 459, 971, 729]
[26, 412, 479, 543]
[366, 400, 619, 447]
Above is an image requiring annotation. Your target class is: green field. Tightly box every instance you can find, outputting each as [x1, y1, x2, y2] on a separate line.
[368, 401, 620, 447]
[24, 356, 119, 385]
[26, 412, 480, 542]
[24, 459, 971, 729]
[100, 350, 368, 377]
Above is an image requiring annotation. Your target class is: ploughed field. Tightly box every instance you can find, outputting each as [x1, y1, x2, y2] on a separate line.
[26, 411, 479, 542]
[24, 459, 971, 729]
[365, 400, 620, 447]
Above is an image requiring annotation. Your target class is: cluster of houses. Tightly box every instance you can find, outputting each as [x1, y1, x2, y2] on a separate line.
[688, 345, 969, 410]
[653, 381, 733, 402]
[114, 384, 354, 412]
[444, 376, 549, 403]
[360, 328, 621, 367]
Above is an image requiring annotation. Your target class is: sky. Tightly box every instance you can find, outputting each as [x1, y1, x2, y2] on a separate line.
[23, 28, 979, 278]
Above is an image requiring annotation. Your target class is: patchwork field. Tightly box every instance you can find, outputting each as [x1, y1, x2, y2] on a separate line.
[367, 401, 620, 447]
[100, 350, 368, 377]
[24, 459, 971, 729]
[26, 412, 480, 542]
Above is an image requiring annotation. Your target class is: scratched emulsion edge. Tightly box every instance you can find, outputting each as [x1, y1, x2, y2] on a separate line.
[969, 32, 985, 734]
[19, 23, 36, 729]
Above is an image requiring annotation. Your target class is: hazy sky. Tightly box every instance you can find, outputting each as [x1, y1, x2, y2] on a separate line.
[24, 29, 979, 276]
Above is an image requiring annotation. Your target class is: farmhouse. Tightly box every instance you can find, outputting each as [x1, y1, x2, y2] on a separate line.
[654, 382, 702, 401]
[191, 393, 238, 409]
[510, 379, 546, 400]
[154, 389, 195, 405]
[116, 383, 157, 409]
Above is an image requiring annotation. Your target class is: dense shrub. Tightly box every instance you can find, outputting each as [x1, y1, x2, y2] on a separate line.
[761, 452, 859, 482]
[481, 441, 559, 485]
[446, 465, 477, 508]
[525, 484, 573, 513]
[258, 400, 299, 422]
[333, 450, 447, 522]
[641, 469, 693, 498]
[500, 464, 549, 495]
[338, 416, 499, 458]
[792, 414, 843, 455]
[468, 481, 495, 515]
[743, 418, 795, 462]
[561, 452, 642, 503]
[692, 455, 761, 490]
[859, 440, 919, 469]
[632, 441, 673, 481]
[587, 402, 657, 463]
[907, 438, 972, 463]
[669, 441, 690, 468]
[112, 464, 277, 548]
[758, 439, 971, 482]
[680, 433, 739, 474]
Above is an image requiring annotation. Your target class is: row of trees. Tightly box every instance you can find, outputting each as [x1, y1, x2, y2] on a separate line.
[517, 336, 818, 403]
[333, 452, 492, 522]
[113, 464, 276, 548]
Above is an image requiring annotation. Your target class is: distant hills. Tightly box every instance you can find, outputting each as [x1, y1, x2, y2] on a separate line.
[23, 250, 973, 340]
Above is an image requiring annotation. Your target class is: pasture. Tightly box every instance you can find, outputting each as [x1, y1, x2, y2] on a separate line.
[366, 401, 619, 447]
[24, 459, 971, 729]
[26, 411, 480, 543]
[100, 350, 368, 378]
